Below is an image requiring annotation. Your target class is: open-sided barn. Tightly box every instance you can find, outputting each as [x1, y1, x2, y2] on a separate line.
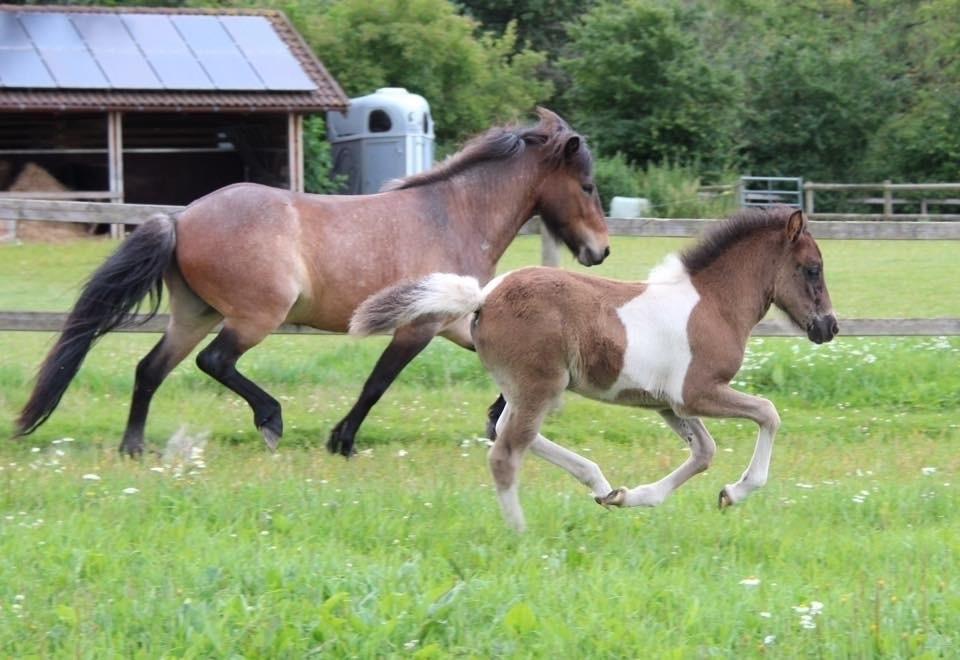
[0, 4, 347, 210]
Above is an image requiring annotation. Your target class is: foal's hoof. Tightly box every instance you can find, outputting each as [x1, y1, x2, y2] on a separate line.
[718, 488, 735, 510]
[595, 487, 627, 508]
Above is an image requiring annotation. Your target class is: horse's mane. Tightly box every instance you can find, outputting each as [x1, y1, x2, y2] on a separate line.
[383, 109, 591, 192]
[681, 206, 797, 274]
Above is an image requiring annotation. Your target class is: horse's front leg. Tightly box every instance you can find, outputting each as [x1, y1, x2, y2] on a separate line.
[679, 385, 781, 507]
[597, 410, 716, 508]
[327, 321, 440, 457]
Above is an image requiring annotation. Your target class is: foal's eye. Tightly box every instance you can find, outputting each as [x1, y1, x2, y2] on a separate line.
[581, 183, 595, 195]
[804, 265, 821, 279]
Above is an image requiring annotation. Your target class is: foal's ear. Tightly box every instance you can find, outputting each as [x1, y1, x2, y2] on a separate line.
[564, 135, 581, 161]
[786, 209, 806, 242]
[536, 106, 562, 127]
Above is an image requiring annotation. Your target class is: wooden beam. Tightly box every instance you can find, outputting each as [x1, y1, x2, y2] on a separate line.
[107, 111, 125, 238]
[1, 311, 957, 337]
[288, 113, 304, 193]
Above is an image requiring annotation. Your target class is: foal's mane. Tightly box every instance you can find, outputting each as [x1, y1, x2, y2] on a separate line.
[681, 206, 797, 274]
[383, 110, 590, 192]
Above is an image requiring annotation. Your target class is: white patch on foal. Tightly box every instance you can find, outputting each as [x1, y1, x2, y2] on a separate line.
[606, 254, 699, 406]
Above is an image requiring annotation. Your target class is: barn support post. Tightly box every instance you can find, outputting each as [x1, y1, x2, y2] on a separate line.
[539, 219, 560, 267]
[107, 111, 125, 239]
[288, 113, 304, 193]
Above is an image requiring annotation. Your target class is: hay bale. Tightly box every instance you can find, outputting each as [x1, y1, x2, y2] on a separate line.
[6, 162, 89, 241]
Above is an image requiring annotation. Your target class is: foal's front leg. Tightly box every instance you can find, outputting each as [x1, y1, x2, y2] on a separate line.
[597, 410, 716, 508]
[529, 434, 613, 499]
[681, 385, 781, 507]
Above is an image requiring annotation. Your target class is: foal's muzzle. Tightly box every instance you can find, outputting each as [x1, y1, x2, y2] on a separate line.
[806, 314, 839, 344]
[577, 244, 610, 267]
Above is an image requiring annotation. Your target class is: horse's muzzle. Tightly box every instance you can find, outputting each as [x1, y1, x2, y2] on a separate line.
[806, 314, 839, 344]
[577, 245, 610, 267]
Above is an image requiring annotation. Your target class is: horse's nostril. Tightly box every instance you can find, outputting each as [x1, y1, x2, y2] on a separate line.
[831, 320, 839, 335]
[603, 246, 610, 259]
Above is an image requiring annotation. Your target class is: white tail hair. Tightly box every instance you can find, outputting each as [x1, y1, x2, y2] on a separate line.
[349, 273, 485, 336]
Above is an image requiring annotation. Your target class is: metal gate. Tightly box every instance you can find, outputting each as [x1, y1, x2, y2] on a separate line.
[740, 176, 803, 209]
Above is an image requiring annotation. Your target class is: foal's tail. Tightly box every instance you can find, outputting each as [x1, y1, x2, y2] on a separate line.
[15, 214, 177, 437]
[350, 273, 486, 336]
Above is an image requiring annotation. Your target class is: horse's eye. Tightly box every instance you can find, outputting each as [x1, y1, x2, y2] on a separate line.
[581, 183, 595, 195]
[804, 265, 821, 279]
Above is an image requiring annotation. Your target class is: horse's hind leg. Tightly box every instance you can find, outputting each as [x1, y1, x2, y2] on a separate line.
[327, 321, 440, 457]
[119, 276, 221, 456]
[195, 321, 283, 450]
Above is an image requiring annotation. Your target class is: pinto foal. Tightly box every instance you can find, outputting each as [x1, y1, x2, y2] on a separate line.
[352, 208, 838, 530]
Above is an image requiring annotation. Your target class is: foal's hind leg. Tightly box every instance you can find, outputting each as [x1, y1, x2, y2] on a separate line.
[196, 322, 284, 450]
[327, 321, 440, 457]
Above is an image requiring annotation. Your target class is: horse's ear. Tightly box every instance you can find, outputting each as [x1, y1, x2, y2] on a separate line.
[786, 209, 806, 242]
[535, 106, 562, 128]
[564, 135, 581, 161]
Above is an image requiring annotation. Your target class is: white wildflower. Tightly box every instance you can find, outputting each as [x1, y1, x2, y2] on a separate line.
[739, 577, 761, 587]
[82, 473, 101, 481]
[122, 487, 140, 495]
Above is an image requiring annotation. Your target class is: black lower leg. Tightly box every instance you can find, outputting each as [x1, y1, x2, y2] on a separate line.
[327, 330, 435, 457]
[119, 339, 174, 457]
[197, 330, 282, 447]
[486, 394, 506, 440]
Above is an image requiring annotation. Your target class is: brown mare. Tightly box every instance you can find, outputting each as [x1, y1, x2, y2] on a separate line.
[351, 208, 838, 530]
[15, 108, 609, 456]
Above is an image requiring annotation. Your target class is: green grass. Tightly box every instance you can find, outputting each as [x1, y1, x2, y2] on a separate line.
[0, 236, 958, 656]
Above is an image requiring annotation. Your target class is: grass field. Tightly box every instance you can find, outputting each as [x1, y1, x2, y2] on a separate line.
[0, 236, 958, 657]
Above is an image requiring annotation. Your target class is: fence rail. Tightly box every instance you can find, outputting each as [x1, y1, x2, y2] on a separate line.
[1, 312, 956, 337]
[1, 198, 958, 336]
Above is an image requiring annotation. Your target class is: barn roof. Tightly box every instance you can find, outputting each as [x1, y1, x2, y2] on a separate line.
[0, 4, 348, 113]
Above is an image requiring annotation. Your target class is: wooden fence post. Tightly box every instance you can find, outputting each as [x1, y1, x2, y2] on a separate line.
[804, 184, 815, 214]
[883, 180, 893, 220]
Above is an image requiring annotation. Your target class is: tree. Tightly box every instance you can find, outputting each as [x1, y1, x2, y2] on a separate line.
[560, 0, 740, 174]
[305, 0, 552, 144]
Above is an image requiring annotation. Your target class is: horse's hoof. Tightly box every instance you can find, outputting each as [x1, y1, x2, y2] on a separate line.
[595, 487, 626, 508]
[118, 441, 143, 458]
[258, 413, 283, 452]
[718, 488, 734, 510]
[261, 427, 281, 452]
[326, 426, 357, 458]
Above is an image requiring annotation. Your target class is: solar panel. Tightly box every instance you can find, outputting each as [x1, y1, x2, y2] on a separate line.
[0, 48, 56, 88]
[72, 14, 162, 89]
[222, 16, 316, 91]
[171, 15, 236, 53]
[0, 10, 317, 92]
[196, 52, 264, 90]
[0, 12, 32, 48]
[18, 12, 86, 50]
[147, 52, 212, 90]
[42, 49, 108, 89]
[121, 14, 190, 54]
[220, 16, 288, 54]
[246, 53, 315, 91]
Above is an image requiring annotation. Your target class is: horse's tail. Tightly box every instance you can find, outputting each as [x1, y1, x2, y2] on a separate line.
[350, 273, 485, 337]
[15, 214, 177, 437]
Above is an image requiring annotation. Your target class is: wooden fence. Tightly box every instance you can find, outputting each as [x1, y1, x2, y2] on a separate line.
[1, 198, 957, 337]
